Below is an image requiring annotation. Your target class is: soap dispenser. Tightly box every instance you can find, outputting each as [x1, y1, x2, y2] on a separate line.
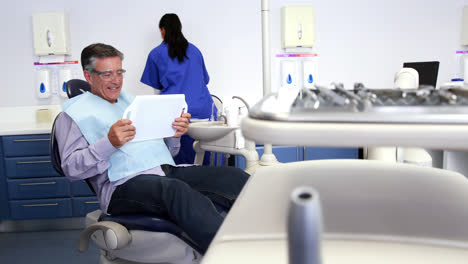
[303, 60, 317, 89]
[58, 68, 72, 98]
[36, 69, 51, 99]
[281, 60, 296, 88]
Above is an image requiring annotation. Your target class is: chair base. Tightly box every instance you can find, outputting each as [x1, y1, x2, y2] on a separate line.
[83, 210, 202, 264]
[99, 249, 201, 264]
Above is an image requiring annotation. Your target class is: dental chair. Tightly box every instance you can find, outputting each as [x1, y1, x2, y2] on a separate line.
[50, 79, 206, 264]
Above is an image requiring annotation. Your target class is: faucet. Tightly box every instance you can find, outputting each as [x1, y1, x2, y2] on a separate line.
[232, 96, 250, 111]
[210, 94, 223, 121]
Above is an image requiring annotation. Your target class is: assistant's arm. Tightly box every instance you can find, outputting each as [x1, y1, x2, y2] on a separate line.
[55, 112, 117, 181]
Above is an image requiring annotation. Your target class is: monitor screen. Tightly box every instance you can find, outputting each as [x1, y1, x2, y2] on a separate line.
[402, 61, 440, 88]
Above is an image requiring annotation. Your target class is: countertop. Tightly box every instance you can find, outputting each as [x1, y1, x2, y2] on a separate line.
[0, 105, 61, 136]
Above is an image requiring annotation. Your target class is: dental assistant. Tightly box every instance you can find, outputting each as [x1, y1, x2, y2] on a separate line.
[141, 13, 215, 165]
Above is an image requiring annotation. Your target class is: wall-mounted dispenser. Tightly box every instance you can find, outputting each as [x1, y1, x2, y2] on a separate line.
[58, 68, 72, 97]
[462, 6, 468, 45]
[281, 60, 297, 87]
[32, 12, 71, 56]
[303, 60, 317, 89]
[281, 6, 315, 49]
[36, 69, 51, 98]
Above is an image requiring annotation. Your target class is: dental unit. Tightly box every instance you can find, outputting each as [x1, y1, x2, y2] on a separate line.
[201, 1, 468, 263]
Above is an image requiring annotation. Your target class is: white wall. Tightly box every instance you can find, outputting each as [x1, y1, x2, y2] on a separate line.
[269, 0, 468, 92]
[0, 0, 263, 107]
[1, 0, 468, 108]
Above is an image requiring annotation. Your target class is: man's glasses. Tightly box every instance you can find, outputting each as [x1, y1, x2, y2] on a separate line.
[87, 68, 126, 81]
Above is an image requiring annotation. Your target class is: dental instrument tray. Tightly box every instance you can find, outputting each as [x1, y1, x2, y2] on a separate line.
[249, 83, 468, 124]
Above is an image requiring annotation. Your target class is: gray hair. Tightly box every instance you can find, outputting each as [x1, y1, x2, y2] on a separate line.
[81, 43, 124, 70]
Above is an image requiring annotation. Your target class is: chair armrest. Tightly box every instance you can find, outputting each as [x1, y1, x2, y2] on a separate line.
[78, 221, 132, 252]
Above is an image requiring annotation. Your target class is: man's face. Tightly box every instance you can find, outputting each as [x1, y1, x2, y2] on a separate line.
[85, 56, 123, 104]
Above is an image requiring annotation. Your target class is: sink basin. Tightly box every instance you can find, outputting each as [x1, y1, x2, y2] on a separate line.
[188, 121, 239, 142]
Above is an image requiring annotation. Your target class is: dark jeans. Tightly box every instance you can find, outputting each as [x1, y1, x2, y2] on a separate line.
[107, 164, 249, 253]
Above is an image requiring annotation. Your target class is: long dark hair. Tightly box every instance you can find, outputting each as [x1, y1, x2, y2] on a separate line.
[159, 14, 188, 63]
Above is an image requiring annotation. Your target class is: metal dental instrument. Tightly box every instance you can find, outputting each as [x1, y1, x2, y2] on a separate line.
[332, 83, 362, 104]
[437, 89, 457, 104]
[315, 84, 350, 106]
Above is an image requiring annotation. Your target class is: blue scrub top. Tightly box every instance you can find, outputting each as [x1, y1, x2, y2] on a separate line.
[141, 42, 215, 119]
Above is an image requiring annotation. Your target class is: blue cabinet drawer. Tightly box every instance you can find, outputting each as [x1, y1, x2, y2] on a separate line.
[2, 135, 51, 157]
[304, 147, 359, 160]
[7, 178, 70, 200]
[9, 198, 72, 220]
[5, 156, 59, 178]
[72, 197, 100, 217]
[71, 181, 95, 196]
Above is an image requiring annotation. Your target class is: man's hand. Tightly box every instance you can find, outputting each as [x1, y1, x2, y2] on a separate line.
[108, 119, 136, 148]
[173, 111, 191, 138]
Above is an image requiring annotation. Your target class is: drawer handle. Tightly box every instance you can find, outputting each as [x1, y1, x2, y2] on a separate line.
[16, 160, 51, 164]
[85, 201, 99, 204]
[21, 203, 59, 207]
[13, 139, 50, 142]
[19, 182, 57, 186]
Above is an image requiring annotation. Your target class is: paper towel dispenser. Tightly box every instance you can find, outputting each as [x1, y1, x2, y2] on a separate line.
[281, 6, 315, 49]
[462, 6, 468, 45]
[32, 12, 71, 56]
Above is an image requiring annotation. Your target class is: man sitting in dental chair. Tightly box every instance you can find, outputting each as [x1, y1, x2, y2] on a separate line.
[55, 43, 249, 253]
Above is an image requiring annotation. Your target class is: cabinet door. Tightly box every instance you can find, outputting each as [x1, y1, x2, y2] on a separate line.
[304, 147, 359, 160]
[7, 178, 70, 200]
[72, 197, 100, 217]
[9, 198, 72, 220]
[4, 156, 59, 178]
[2, 135, 51, 157]
[71, 180, 95, 196]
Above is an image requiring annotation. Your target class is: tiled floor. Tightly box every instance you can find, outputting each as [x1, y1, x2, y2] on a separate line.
[0, 230, 99, 264]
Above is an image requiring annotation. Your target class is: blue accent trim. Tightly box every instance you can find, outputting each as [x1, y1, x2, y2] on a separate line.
[62, 82, 67, 92]
[287, 74, 292, 84]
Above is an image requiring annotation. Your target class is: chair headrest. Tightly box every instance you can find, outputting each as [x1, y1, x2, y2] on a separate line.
[66, 79, 91, 99]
